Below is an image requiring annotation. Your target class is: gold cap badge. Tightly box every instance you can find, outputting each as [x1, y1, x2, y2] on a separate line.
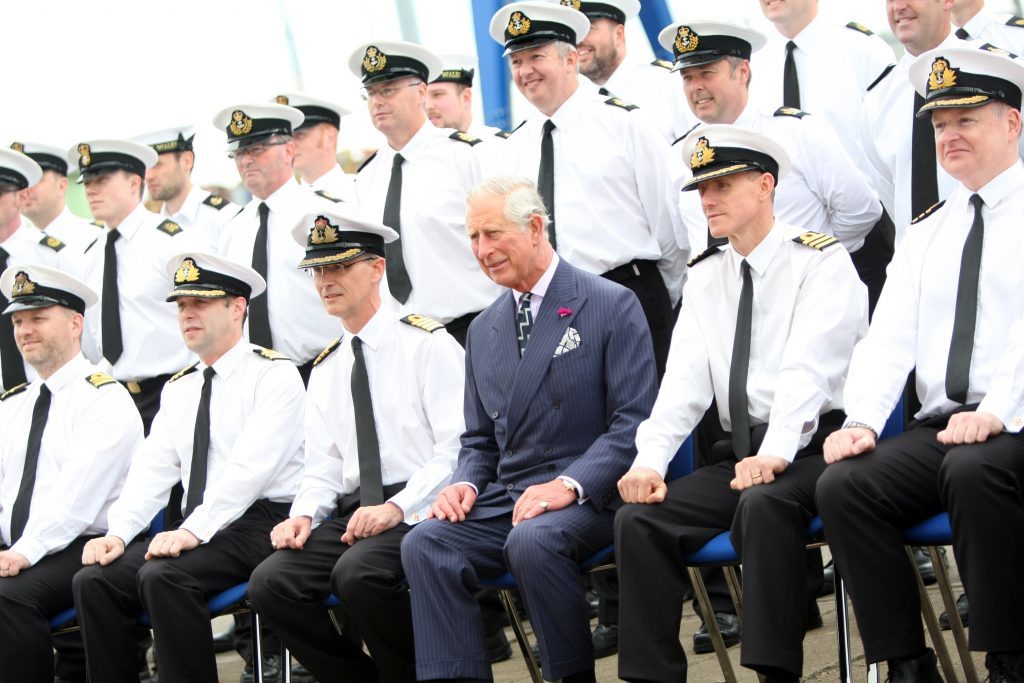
[928, 57, 958, 91]
[508, 11, 533, 37]
[559, 0, 582, 9]
[362, 46, 388, 73]
[690, 136, 716, 169]
[275, 95, 290, 105]
[12, 271, 36, 297]
[174, 258, 201, 284]
[9, 142, 24, 153]
[78, 143, 92, 167]
[229, 110, 254, 136]
[310, 216, 340, 245]
[675, 26, 699, 54]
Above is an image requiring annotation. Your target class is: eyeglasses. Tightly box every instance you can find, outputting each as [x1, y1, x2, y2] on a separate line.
[360, 80, 422, 102]
[309, 257, 377, 277]
[227, 138, 289, 160]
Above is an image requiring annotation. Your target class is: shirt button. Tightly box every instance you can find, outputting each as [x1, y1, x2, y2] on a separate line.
[491, 411, 500, 419]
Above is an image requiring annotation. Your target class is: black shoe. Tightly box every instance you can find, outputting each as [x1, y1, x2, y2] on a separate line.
[592, 624, 618, 659]
[487, 629, 513, 664]
[586, 587, 600, 619]
[911, 547, 944, 586]
[938, 592, 968, 631]
[239, 654, 283, 683]
[806, 600, 824, 632]
[985, 651, 1024, 683]
[212, 619, 236, 654]
[818, 560, 836, 597]
[290, 662, 316, 683]
[885, 649, 942, 682]
[692, 612, 741, 654]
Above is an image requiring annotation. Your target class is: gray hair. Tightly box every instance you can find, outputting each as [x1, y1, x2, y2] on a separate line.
[466, 176, 551, 235]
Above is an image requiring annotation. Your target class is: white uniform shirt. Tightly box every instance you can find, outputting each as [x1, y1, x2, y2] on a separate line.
[598, 58, 698, 143]
[33, 207, 104, 268]
[161, 185, 241, 248]
[750, 17, 895, 168]
[79, 202, 208, 380]
[219, 178, 341, 363]
[0, 354, 142, 564]
[301, 165, 358, 205]
[291, 309, 465, 525]
[632, 222, 868, 474]
[677, 104, 882, 254]
[355, 121, 501, 322]
[105, 339, 305, 544]
[497, 85, 689, 302]
[844, 162, 1024, 434]
[954, 9, 1024, 53]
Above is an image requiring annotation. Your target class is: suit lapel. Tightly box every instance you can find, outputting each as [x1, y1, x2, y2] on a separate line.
[490, 291, 520, 389]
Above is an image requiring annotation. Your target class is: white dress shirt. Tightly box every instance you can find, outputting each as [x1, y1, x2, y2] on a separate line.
[79, 202, 208, 380]
[750, 16, 895, 168]
[512, 252, 559, 319]
[161, 185, 241, 248]
[598, 58, 698, 143]
[844, 162, 1024, 435]
[632, 222, 868, 474]
[301, 165, 358, 205]
[219, 178, 342, 363]
[0, 354, 142, 564]
[954, 9, 1024, 53]
[291, 309, 465, 525]
[678, 104, 881, 254]
[32, 207, 104, 268]
[498, 85, 689, 302]
[105, 339, 305, 544]
[355, 121, 501, 322]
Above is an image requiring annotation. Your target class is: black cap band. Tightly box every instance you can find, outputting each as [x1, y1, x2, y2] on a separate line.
[683, 144, 779, 191]
[919, 70, 1023, 115]
[434, 68, 475, 86]
[673, 34, 751, 67]
[225, 111, 294, 148]
[504, 18, 579, 51]
[8, 285, 86, 315]
[150, 133, 195, 154]
[25, 153, 68, 176]
[360, 49, 429, 86]
[299, 218, 388, 268]
[166, 273, 253, 302]
[579, 2, 626, 23]
[79, 151, 147, 178]
[0, 168, 29, 189]
[294, 106, 341, 130]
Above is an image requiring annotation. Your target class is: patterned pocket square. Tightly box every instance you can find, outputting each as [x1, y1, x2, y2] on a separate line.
[554, 327, 581, 357]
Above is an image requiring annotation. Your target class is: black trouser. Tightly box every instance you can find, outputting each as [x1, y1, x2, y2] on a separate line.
[602, 260, 673, 380]
[0, 536, 94, 683]
[72, 500, 287, 683]
[248, 484, 411, 683]
[817, 408, 1024, 662]
[124, 373, 173, 435]
[849, 208, 895, 317]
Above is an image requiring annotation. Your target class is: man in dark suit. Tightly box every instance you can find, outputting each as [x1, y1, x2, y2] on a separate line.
[401, 176, 658, 683]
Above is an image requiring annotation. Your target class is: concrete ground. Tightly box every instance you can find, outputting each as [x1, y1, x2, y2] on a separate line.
[211, 548, 981, 682]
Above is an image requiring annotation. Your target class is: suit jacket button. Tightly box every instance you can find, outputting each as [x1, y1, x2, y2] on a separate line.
[491, 411, 500, 419]
[552, 400, 561, 408]
[507, 484, 514, 490]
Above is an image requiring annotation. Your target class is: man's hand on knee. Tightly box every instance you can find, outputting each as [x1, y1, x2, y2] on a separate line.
[82, 536, 126, 566]
[731, 455, 788, 490]
[145, 530, 201, 560]
[823, 427, 876, 464]
[618, 467, 667, 504]
[430, 483, 477, 523]
[937, 411, 1004, 445]
[270, 517, 312, 551]
[0, 550, 31, 577]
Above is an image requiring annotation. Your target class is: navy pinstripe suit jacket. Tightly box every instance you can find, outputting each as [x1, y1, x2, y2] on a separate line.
[455, 258, 658, 516]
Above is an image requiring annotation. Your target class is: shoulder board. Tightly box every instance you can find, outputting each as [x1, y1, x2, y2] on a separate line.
[0, 383, 29, 401]
[86, 372, 117, 389]
[356, 151, 378, 174]
[867, 63, 896, 92]
[687, 245, 723, 267]
[202, 194, 229, 210]
[774, 106, 809, 119]
[672, 123, 701, 147]
[979, 43, 1018, 57]
[910, 200, 946, 225]
[651, 58, 674, 70]
[605, 96, 639, 111]
[793, 231, 839, 251]
[156, 219, 183, 236]
[314, 189, 344, 203]
[1006, 16, 1024, 27]
[400, 314, 445, 333]
[449, 131, 482, 146]
[254, 347, 291, 361]
[312, 337, 341, 367]
[90, 220, 105, 228]
[845, 21, 874, 35]
[495, 120, 527, 139]
[168, 363, 199, 383]
[39, 234, 65, 251]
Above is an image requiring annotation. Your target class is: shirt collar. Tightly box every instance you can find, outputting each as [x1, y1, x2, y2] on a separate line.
[303, 165, 345, 188]
[203, 336, 251, 380]
[547, 83, 587, 129]
[786, 14, 824, 47]
[162, 185, 205, 223]
[111, 202, 151, 240]
[343, 305, 391, 352]
[388, 119, 436, 163]
[960, 9, 992, 39]
[41, 353, 90, 394]
[514, 252, 560, 302]
[726, 220, 784, 278]
[259, 176, 303, 214]
[968, 160, 1024, 211]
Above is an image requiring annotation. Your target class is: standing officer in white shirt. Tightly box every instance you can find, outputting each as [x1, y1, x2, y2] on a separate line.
[133, 126, 240, 247]
[616, 127, 867, 683]
[952, 0, 1024, 53]
[0, 264, 142, 682]
[273, 93, 358, 204]
[817, 48, 1024, 682]
[248, 207, 465, 683]
[73, 252, 305, 683]
[426, 56, 505, 139]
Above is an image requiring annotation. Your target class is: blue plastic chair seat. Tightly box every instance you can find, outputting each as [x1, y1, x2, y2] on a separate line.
[684, 516, 825, 567]
[49, 607, 78, 630]
[901, 512, 952, 546]
[138, 581, 250, 627]
[478, 544, 616, 589]
[324, 594, 340, 608]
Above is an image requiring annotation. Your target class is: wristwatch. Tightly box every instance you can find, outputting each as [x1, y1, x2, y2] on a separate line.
[560, 478, 579, 500]
[843, 421, 877, 438]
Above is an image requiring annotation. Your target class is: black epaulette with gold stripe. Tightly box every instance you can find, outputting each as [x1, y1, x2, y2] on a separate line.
[254, 347, 290, 361]
[0, 383, 28, 401]
[774, 106, 809, 119]
[86, 373, 117, 389]
[203, 194, 229, 210]
[313, 337, 341, 367]
[651, 58, 674, 70]
[450, 131, 482, 146]
[314, 189, 344, 203]
[156, 219, 183, 236]
[867, 64, 895, 92]
[793, 231, 839, 251]
[605, 96, 639, 111]
[1007, 15, 1024, 27]
[687, 245, 723, 267]
[401, 314, 445, 333]
[168, 363, 199, 383]
[39, 235, 65, 251]
[356, 152, 378, 173]
[846, 21, 874, 35]
[495, 120, 526, 139]
[910, 200, 946, 225]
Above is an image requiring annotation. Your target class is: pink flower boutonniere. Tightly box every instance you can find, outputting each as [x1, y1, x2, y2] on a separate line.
[558, 307, 572, 318]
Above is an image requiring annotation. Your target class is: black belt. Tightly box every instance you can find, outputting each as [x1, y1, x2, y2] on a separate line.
[602, 259, 657, 284]
[122, 373, 174, 396]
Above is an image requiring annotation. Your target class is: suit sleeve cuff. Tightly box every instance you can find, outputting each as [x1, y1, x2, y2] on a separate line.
[557, 476, 587, 504]
[629, 450, 672, 478]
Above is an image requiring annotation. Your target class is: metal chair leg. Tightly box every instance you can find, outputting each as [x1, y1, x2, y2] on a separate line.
[251, 610, 263, 682]
[906, 547, 957, 683]
[496, 588, 543, 683]
[281, 644, 292, 683]
[867, 662, 879, 683]
[930, 546, 978, 683]
[833, 564, 854, 683]
[723, 566, 744, 621]
[688, 566, 738, 683]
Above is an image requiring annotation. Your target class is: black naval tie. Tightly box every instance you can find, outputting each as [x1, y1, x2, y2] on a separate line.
[783, 40, 801, 109]
[351, 337, 384, 506]
[10, 385, 51, 543]
[911, 93, 940, 218]
[0, 246, 26, 390]
[382, 153, 412, 304]
[955, 27, 970, 39]
[598, 87, 610, 96]
[729, 260, 753, 459]
[539, 119, 557, 250]
[946, 194, 985, 404]
[516, 292, 534, 357]
[248, 202, 273, 348]
[184, 367, 215, 517]
[101, 229, 124, 365]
